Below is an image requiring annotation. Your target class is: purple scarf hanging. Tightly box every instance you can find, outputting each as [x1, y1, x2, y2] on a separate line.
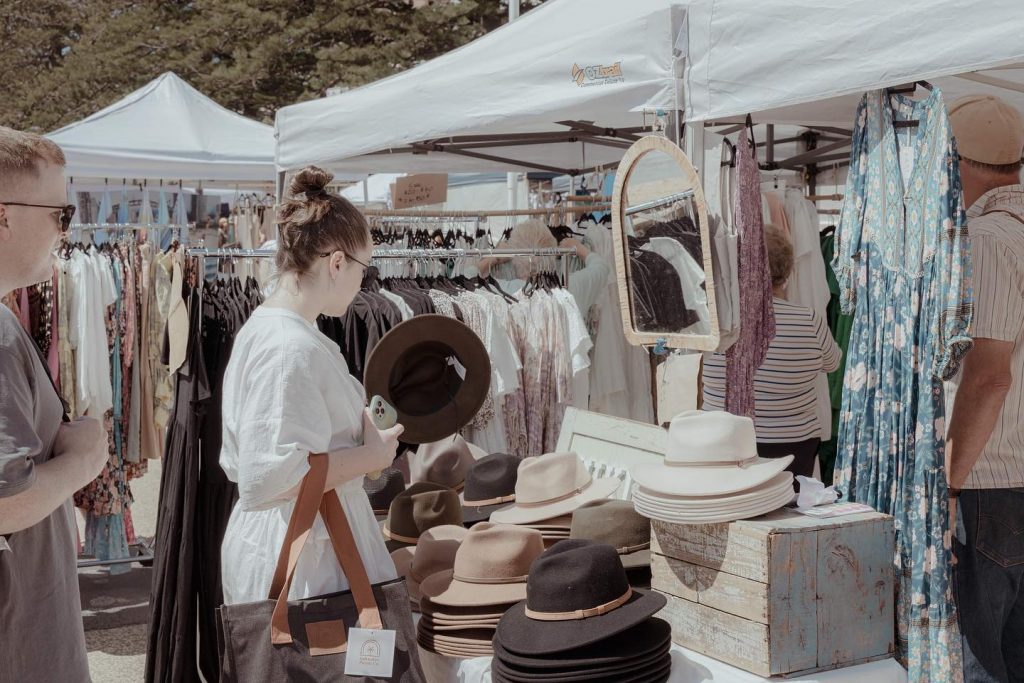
[725, 126, 775, 418]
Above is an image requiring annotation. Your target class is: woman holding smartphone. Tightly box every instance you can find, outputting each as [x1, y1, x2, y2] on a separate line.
[219, 166, 404, 604]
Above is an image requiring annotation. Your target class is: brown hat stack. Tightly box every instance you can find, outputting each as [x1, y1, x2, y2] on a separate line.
[382, 481, 464, 553]
[390, 524, 469, 612]
[415, 523, 544, 658]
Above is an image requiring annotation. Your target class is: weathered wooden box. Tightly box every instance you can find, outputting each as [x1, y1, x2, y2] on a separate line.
[650, 508, 895, 677]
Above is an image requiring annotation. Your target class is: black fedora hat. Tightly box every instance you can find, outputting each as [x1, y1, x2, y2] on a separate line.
[495, 539, 666, 656]
[363, 467, 406, 519]
[364, 315, 491, 445]
[492, 616, 670, 671]
[492, 647, 671, 682]
[461, 453, 521, 524]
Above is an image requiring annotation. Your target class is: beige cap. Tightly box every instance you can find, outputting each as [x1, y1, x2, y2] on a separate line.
[949, 95, 1024, 165]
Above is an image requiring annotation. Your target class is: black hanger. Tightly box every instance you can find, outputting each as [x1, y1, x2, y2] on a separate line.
[888, 81, 933, 128]
[721, 139, 737, 168]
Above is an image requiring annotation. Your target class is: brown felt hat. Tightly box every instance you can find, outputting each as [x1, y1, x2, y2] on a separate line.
[419, 523, 545, 608]
[382, 481, 463, 553]
[412, 434, 486, 490]
[570, 499, 650, 569]
[364, 315, 491, 445]
[390, 524, 468, 608]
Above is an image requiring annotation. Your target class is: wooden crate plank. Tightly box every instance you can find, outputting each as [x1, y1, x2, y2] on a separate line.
[656, 592, 772, 677]
[651, 519, 772, 582]
[766, 532, 818, 674]
[815, 519, 896, 666]
[652, 553, 769, 623]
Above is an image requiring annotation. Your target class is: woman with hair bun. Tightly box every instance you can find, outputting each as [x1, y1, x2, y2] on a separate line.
[218, 166, 405, 604]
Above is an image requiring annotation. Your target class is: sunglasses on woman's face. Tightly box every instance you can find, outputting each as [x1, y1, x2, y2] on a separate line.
[1, 202, 76, 233]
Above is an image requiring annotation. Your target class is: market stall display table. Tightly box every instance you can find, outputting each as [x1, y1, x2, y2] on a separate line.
[418, 644, 908, 683]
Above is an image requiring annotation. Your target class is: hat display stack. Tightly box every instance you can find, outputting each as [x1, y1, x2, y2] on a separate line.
[461, 453, 521, 525]
[630, 411, 796, 524]
[491, 452, 620, 527]
[519, 514, 573, 548]
[492, 539, 671, 682]
[412, 434, 487, 491]
[363, 466, 406, 520]
[382, 481, 464, 553]
[570, 499, 651, 569]
[390, 524, 468, 612]
[416, 523, 545, 658]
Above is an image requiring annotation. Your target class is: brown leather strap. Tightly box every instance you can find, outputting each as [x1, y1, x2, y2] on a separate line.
[269, 454, 383, 646]
[462, 493, 516, 506]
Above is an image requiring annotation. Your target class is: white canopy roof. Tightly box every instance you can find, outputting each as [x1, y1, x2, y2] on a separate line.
[275, 0, 686, 175]
[684, 0, 1024, 125]
[48, 72, 277, 182]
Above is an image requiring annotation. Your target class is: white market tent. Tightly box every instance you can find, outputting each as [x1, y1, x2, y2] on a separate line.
[275, 0, 685, 175]
[48, 72, 278, 183]
[277, 0, 1024, 181]
[683, 0, 1024, 128]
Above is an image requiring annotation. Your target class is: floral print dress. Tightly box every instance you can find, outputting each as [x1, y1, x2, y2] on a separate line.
[833, 88, 972, 682]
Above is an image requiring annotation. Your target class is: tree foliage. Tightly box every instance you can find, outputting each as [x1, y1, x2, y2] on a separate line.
[0, 0, 544, 132]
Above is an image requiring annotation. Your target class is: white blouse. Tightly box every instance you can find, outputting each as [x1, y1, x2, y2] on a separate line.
[219, 306, 397, 605]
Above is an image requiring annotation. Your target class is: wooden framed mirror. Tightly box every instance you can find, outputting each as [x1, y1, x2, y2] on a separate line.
[611, 136, 720, 351]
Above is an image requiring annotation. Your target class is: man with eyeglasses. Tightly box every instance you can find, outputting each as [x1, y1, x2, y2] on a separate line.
[0, 125, 108, 681]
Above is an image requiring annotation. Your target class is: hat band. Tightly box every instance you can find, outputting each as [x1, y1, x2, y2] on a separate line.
[617, 541, 651, 555]
[453, 572, 529, 585]
[383, 527, 421, 544]
[515, 477, 594, 508]
[463, 493, 516, 506]
[524, 586, 633, 621]
[665, 455, 759, 468]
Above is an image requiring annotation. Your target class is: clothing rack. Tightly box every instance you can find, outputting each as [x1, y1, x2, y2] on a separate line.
[625, 190, 695, 216]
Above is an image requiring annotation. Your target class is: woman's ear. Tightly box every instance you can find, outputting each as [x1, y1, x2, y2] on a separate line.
[330, 250, 346, 279]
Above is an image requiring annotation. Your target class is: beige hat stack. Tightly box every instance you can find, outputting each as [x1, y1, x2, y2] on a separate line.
[415, 523, 544, 657]
[517, 514, 573, 548]
[490, 452, 620, 525]
[631, 411, 795, 524]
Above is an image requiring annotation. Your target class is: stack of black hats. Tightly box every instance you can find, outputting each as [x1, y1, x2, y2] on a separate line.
[492, 539, 672, 682]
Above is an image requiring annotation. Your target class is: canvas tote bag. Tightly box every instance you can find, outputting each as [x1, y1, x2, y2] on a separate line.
[217, 454, 425, 682]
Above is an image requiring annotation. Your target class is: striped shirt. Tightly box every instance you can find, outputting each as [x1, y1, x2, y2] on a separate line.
[703, 298, 841, 443]
[947, 185, 1024, 489]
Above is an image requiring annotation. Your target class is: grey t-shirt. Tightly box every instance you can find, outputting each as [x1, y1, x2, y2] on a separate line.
[0, 304, 89, 681]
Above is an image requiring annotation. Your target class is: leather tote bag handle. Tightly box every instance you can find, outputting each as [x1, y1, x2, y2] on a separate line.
[266, 453, 383, 646]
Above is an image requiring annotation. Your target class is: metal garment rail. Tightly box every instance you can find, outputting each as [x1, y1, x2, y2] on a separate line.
[625, 190, 696, 216]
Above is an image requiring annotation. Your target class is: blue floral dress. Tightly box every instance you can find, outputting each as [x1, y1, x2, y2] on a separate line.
[833, 89, 973, 682]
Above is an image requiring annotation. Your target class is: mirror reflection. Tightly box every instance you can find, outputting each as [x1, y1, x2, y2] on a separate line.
[622, 149, 710, 336]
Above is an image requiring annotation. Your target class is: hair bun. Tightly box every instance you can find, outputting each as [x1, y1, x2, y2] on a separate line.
[290, 165, 333, 200]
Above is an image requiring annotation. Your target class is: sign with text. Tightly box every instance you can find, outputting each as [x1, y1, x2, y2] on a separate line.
[392, 174, 448, 209]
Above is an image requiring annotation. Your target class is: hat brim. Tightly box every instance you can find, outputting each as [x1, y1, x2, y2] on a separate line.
[364, 315, 491, 445]
[490, 478, 621, 525]
[460, 502, 513, 525]
[632, 471, 794, 509]
[620, 548, 651, 570]
[492, 649, 671, 682]
[493, 616, 670, 669]
[421, 616, 501, 630]
[632, 455, 793, 497]
[419, 568, 527, 607]
[495, 588, 666, 656]
[633, 483, 795, 524]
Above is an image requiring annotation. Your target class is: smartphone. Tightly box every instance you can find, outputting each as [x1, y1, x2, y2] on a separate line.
[366, 396, 398, 480]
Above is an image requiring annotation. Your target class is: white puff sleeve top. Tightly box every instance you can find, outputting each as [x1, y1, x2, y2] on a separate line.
[219, 306, 397, 604]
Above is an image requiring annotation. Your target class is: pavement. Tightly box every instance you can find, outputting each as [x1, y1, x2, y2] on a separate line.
[80, 459, 162, 682]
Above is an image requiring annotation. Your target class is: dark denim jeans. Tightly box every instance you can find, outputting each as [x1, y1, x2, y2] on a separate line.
[953, 488, 1024, 683]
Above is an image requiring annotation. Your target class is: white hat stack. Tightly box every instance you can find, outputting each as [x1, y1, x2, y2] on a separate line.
[630, 411, 795, 524]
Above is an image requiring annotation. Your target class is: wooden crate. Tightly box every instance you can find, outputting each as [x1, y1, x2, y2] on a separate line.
[650, 508, 895, 677]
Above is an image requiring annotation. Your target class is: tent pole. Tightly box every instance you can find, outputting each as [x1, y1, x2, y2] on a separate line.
[507, 0, 520, 213]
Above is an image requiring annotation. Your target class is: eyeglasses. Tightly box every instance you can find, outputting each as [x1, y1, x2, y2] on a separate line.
[1, 202, 76, 233]
[319, 250, 371, 271]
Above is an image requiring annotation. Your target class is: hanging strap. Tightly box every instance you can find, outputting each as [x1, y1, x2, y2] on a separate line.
[268, 454, 383, 647]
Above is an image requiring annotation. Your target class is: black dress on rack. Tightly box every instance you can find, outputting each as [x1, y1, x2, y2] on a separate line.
[146, 277, 264, 683]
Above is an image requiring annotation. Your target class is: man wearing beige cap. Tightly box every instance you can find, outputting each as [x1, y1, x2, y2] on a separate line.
[945, 94, 1024, 683]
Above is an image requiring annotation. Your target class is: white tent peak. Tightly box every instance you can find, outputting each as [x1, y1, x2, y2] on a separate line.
[48, 71, 276, 182]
